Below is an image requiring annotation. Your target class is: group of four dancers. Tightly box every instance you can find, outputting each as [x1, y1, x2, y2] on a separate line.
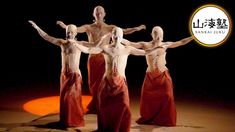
[29, 5, 193, 132]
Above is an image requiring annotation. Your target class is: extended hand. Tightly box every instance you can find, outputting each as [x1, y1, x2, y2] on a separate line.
[56, 21, 63, 25]
[28, 20, 39, 29]
[138, 25, 146, 31]
[56, 21, 67, 29]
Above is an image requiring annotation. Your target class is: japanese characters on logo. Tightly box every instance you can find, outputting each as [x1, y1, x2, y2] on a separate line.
[189, 4, 232, 47]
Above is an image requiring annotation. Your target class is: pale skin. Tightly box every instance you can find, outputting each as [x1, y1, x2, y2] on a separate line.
[56, 5, 146, 57]
[122, 26, 193, 73]
[69, 27, 158, 80]
[29, 20, 104, 75]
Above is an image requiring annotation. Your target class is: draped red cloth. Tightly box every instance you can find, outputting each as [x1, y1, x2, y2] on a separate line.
[97, 75, 131, 132]
[60, 68, 84, 127]
[136, 68, 176, 126]
[87, 53, 105, 114]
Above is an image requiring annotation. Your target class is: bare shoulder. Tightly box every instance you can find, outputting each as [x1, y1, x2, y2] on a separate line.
[144, 41, 152, 47]
[107, 24, 116, 29]
[60, 39, 69, 45]
[104, 22, 114, 27]
[161, 41, 172, 49]
[143, 41, 154, 49]
[82, 24, 92, 29]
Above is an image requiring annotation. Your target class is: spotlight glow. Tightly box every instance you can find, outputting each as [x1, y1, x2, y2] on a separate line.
[23, 95, 92, 116]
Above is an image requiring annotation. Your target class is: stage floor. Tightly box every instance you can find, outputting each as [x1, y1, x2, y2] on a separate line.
[0, 85, 235, 132]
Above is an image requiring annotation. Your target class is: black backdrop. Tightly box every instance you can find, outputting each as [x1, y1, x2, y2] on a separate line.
[1, 0, 234, 103]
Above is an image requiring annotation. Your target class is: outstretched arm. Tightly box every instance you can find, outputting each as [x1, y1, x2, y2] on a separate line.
[96, 33, 111, 46]
[29, 20, 65, 46]
[127, 46, 146, 56]
[68, 39, 102, 54]
[56, 20, 67, 29]
[77, 41, 95, 47]
[129, 44, 163, 55]
[123, 24, 146, 34]
[79, 33, 111, 47]
[122, 39, 146, 49]
[164, 36, 193, 48]
[76, 25, 88, 33]
[56, 20, 87, 33]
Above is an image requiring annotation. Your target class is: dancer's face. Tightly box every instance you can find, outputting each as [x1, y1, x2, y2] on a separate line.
[66, 25, 77, 39]
[112, 27, 123, 44]
[93, 6, 106, 22]
[152, 26, 163, 42]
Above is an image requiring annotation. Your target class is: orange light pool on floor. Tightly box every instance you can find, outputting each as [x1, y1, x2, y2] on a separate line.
[23, 95, 92, 116]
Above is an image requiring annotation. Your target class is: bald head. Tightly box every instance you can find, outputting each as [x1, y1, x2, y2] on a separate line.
[93, 6, 106, 21]
[152, 26, 164, 41]
[112, 27, 123, 43]
[66, 24, 78, 39]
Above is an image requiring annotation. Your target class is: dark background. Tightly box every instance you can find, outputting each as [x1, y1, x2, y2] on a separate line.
[1, 0, 234, 105]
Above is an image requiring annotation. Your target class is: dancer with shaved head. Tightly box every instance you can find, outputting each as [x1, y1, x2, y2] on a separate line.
[29, 20, 106, 129]
[123, 26, 193, 126]
[70, 27, 159, 132]
[57, 5, 146, 114]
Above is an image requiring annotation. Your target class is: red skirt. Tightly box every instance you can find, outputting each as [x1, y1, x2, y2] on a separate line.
[97, 75, 131, 132]
[60, 68, 84, 127]
[87, 53, 105, 114]
[136, 69, 176, 126]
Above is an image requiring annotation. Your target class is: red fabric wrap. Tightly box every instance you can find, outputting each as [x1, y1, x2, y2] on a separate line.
[136, 69, 176, 126]
[87, 53, 105, 114]
[60, 68, 84, 127]
[97, 75, 131, 132]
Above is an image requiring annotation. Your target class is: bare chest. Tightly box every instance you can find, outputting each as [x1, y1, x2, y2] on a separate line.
[147, 48, 165, 60]
[61, 43, 77, 54]
[90, 26, 110, 39]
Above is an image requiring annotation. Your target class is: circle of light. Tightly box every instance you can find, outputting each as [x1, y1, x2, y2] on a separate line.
[23, 95, 92, 116]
